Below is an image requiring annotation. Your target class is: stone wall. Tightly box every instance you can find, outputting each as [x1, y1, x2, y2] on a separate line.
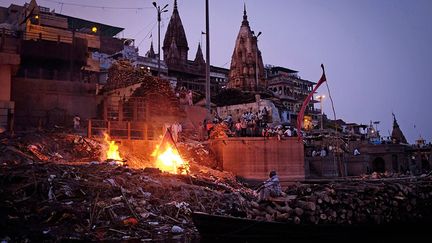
[11, 78, 102, 128]
[306, 143, 414, 178]
[210, 137, 305, 181]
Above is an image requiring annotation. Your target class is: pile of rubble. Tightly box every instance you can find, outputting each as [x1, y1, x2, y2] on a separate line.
[177, 142, 220, 169]
[0, 132, 101, 165]
[0, 162, 253, 242]
[2, 131, 432, 241]
[0, 132, 253, 241]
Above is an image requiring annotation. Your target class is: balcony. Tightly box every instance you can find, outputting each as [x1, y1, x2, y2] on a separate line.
[26, 24, 100, 49]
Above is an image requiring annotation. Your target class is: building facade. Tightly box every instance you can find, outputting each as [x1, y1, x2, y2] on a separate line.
[266, 65, 319, 125]
[160, 0, 229, 94]
[0, 0, 126, 129]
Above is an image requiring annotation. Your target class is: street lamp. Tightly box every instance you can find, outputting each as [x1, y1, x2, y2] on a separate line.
[316, 95, 325, 130]
[254, 31, 262, 91]
[205, 0, 211, 119]
[152, 2, 169, 77]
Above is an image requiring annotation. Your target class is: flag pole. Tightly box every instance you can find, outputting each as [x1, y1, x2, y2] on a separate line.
[323, 68, 343, 176]
[297, 64, 327, 141]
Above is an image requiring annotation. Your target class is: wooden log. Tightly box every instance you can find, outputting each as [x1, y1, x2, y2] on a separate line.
[265, 213, 274, 222]
[296, 200, 316, 211]
[250, 201, 260, 209]
[308, 215, 317, 224]
[294, 207, 304, 216]
[280, 205, 292, 214]
[265, 205, 278, 215]
[251, 208, 266, 217]
[320, 213, 327, 220]
[275, 212, 289, 221]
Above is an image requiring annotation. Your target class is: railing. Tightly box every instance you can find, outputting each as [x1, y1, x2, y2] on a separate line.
[22, 28, 73, 43]
[25, 23, 100, 48]
[87, 119, 163, 141]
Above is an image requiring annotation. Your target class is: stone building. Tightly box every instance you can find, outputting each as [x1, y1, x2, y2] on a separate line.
[266, 65, 319, 125]
[227, 5, 265, 91]
[306, 115, 430, 178]
[160, 0, 229, 94]
[0, 0, 126, 129]
[0, 17, 20, 131]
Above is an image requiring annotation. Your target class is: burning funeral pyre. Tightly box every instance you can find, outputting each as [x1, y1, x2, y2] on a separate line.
[0, 131, 251, 241]
[103, 133, 124, 166]
[151, 129, 190, 175]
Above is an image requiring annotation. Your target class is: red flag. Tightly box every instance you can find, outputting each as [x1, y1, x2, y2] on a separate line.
[297, 64, 327, 141]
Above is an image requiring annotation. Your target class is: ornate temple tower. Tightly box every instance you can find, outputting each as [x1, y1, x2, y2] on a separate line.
[162, 0, 189, 66]
[145, 41, 156, 58]
[228, 5, 265, 91]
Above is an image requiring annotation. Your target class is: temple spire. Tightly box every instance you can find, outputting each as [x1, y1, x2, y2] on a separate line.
[194, 42, 205, 65]
[163, 0, 189, 63]
[146, 41, 156, 58]
[242, 3, 249, 26]
[228, 4, 265, 91]
[391, 113, 408, 144]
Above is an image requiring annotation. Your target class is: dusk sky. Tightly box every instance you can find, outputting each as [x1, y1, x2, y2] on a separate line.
[3, 0, 432, 143]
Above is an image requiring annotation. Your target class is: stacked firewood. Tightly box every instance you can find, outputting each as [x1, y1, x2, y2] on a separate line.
[245, 177, 432, 225]
[104, 60, 159, 92]
[209, 123, 230, 139]
[104, 60, 139, 90]
[104, 60, 182, 118]
[131, 79, 182, 119]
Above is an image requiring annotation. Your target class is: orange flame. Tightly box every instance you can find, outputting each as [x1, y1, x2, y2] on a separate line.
[151, 131, 189, 175]
[103, 133, 123, 161]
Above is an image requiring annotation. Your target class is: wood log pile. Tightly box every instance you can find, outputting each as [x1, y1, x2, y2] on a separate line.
[104, 60, 174, 99]
[104, 60, 151, 91]
[104, 59, 182, 119]
[245, 177, 432, 225]
[130, 76, 182, 118]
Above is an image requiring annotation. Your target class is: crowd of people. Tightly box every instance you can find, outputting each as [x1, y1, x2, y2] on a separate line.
[205, 108, 301, 140]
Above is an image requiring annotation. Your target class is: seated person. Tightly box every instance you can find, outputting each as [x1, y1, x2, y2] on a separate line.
[257, 171, 282, 202]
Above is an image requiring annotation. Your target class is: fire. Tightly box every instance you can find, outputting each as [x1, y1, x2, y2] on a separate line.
[103, 133, 123, 161]
[151, 131, 189, 175]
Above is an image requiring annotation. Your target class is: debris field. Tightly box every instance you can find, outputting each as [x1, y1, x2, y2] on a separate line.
[1, 132, 432, 242]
